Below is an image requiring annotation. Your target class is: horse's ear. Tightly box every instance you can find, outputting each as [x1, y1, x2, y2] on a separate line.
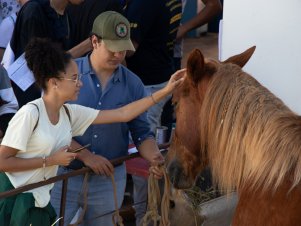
[223, 46, 256, 68]
[186, 49, 205, 83]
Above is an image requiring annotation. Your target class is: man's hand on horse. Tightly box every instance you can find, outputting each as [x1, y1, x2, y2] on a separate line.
[149, 152, 165, 179]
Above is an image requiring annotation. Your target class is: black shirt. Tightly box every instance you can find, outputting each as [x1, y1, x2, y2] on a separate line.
[124, 0, 182, 85]
[9, 0, 72, 108]
[67, 0, 122, 48]
[11, 0, 71, 59]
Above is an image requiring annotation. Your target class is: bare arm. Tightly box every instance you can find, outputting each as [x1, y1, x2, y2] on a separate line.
[70, 139, 114, 176]
[177, 0, 222, 40]
[68, 38, 92, 58]
[138, 138, 163, 164]
[0, 145, 76, 172]
[138, 138, 165, 179]
[92, 69, 186, 125]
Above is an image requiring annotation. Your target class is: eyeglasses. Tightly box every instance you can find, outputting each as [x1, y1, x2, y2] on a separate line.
[59, 74, 83, 83]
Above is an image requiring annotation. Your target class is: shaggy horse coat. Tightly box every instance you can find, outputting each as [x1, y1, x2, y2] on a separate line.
[166, 47, 301, 226]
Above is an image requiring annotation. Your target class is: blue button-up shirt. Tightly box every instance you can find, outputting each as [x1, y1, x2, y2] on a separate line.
[71, 55, 154, 160]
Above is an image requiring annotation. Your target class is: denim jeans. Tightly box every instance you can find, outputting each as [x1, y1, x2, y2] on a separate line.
[50, 164, 126, 226]
[132, 175, 148, 226]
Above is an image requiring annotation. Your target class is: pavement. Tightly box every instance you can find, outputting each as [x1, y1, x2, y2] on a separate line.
[181, 33, 219, 66]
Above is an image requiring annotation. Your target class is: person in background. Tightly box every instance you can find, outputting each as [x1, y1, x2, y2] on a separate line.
[161, 0, 222, 148]
[49, 11, 182, 226]
[0, 0, 20, 21]
[160, 0, 222, 143]
[173, 0, 222, 70]
[0, 37, 185, 226]
[0, 0, 21, 61]
[0, 64, 18, 139]
[124, 0, 182, 133]
[8, 0, 92, 108]
[124, 1, 182, 224]
[66, 0, 122, 57]
[0, 13, 16, 61]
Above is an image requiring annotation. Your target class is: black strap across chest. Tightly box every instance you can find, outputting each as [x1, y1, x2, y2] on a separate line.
[29, 103, 71, 132]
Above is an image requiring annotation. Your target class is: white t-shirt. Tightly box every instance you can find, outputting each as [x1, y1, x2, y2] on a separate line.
[1, 98, 99, 207]
[0, 13, 16, 48]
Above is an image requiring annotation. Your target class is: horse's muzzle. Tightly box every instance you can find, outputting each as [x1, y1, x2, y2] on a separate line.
[167, 159, 193, 189]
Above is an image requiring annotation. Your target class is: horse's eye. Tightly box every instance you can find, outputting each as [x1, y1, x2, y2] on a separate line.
[169, 199, 176, 209]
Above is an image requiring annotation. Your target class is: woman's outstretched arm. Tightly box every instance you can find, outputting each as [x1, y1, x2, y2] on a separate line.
[92, 69, 186, 124]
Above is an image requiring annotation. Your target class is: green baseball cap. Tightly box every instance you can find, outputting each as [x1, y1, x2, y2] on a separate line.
[92, 11, 135, 52]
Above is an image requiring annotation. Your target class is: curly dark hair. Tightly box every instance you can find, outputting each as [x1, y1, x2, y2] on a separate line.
[25, 38, 72, 90]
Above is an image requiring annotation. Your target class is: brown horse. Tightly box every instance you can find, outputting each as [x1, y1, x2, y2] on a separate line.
[166, 47, 301, 225]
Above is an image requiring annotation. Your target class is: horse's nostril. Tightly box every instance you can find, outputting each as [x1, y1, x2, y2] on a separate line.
[169, 199, 175, 209]
[167, 160, 183, 187]
[169, 174, 175, 184]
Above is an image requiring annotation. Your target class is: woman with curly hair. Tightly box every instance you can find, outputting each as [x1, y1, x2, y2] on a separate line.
[0, 38, 185, 226]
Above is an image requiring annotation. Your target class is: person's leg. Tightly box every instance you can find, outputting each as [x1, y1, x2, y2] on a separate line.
[50, 167, 82, 225]
[132, 175, 148, 226]
[82, 164, 127, 226]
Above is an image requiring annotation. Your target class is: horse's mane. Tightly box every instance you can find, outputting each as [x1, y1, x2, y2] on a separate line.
[200, 63, 301, 192]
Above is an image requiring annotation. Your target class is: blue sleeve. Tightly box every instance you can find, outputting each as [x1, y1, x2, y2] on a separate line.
[127, 79, 154, 146]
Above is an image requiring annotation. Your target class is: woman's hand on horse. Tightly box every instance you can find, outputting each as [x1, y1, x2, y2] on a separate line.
[48, 146, 77, 166]
[165, 68, 186, 93]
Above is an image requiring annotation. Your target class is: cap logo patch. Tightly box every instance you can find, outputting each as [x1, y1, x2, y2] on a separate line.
[115, 23, 128, 38]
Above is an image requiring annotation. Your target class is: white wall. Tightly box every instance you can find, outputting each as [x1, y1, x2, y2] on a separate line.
[220, 0, 301, 114]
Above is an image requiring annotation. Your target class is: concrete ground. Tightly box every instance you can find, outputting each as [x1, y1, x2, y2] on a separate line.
[181, 33, 219, 67]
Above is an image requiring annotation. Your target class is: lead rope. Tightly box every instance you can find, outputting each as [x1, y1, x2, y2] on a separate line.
[111, 174, 124, 226]
[69, 172, 90, 226]
[141, 165, 171, 226]
[160, 168, 171, 226]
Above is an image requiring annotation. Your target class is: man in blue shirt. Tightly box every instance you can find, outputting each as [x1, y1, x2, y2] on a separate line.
[50, 11, 164, 226]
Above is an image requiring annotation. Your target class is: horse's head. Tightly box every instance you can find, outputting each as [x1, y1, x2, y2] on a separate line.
[166, 46, 256, 189]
